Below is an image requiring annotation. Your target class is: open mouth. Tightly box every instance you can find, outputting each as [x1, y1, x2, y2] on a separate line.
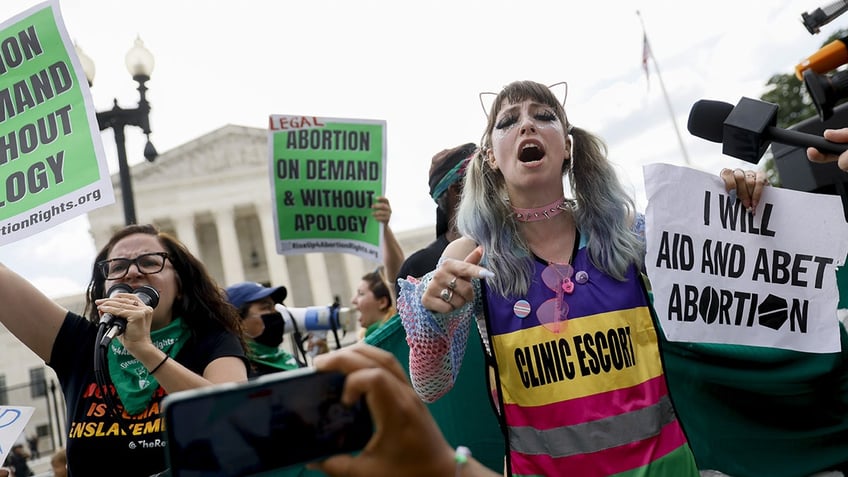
[519, 144, 545, 163]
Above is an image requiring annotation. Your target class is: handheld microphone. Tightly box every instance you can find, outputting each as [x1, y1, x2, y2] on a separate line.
[100, 285, 161, 347]
[274, 303, 356, 334]
[687, 97, 848, 163]
[98, 284, 133, 326]
[795, 36, 848, 80]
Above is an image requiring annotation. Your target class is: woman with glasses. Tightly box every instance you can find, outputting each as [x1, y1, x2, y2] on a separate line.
[0, 223, 248, 477]
[397, 80, 767, 477]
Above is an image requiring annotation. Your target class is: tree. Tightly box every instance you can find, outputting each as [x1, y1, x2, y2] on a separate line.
[760, 73, 816, 128]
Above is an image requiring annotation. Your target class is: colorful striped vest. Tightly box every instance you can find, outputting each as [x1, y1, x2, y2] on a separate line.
[482, 245, 698, 477]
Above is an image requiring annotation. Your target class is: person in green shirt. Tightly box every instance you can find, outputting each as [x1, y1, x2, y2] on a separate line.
[225, 281, 301, 376]
[352, 268, 395, 340]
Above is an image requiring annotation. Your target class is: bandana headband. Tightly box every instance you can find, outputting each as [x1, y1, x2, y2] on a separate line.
[431, 155, 472, 202]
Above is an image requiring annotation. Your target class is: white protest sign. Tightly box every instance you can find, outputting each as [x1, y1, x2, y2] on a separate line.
[644, 163, 848, 353]
[0, 406, 34, 466]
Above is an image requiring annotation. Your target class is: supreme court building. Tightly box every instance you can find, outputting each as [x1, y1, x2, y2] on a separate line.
[88, 124, 431, 308]
[0, 123, 432, 455]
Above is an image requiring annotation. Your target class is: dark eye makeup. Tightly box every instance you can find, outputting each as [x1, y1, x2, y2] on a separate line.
[494, 105, 558, 130]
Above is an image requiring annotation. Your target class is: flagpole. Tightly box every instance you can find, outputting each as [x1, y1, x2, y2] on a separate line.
[637, 10, 692, 166]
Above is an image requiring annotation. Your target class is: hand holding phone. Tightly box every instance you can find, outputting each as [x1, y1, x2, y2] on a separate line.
[308, 345, 464, 477]
[163, 367, 373, 477]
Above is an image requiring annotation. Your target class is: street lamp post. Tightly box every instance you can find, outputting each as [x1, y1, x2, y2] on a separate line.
[75, 37, 158, 225]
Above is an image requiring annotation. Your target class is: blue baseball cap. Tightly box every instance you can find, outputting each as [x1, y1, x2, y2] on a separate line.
[225, 282, 287, 309]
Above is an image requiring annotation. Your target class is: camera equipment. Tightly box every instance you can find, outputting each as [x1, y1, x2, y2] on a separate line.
[769, 101, 848, 219]
[794, 0, 848, 122]
[794, 35, 848, 121]
[803, 68, 848, 121]
[795, 36, 848, 80]
[802, 0, 848, 34]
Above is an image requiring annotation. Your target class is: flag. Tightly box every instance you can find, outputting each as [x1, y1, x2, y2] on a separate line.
[642, 32, 651, 83]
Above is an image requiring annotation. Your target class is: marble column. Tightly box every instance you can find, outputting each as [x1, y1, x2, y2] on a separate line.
[343, 253, 367, 298]
[257, 203, 291, 291]
[213, 207, 245, 285]
[173, 213, 200, 258]
[305, 253, 332, 306]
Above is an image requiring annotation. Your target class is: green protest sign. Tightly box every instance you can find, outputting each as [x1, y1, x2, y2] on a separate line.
[268, 115, 386, 262]
[0, 0, 113, 244]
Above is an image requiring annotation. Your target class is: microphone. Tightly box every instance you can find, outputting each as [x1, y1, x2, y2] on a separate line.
[98, 284, 133, 326]
[801, 1, 848, 35]
[274, 303, 356, 334]
[100, 285, 161, 347]
[795, 36, 848, 80]
[687, 97, 848, 163]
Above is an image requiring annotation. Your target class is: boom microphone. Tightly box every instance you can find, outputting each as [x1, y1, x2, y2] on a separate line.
[687, 97, 848, 163]
[100, 285, 161, 347]
[795, 36, 848, 80]
[274, 303, 355, 334]
[801, 1, 848, 35]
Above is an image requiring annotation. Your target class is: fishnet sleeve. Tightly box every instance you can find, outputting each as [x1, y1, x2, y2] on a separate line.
[397, 272, 481, 403]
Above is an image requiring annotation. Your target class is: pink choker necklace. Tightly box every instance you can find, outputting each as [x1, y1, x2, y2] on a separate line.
[512, 197, 568, 222]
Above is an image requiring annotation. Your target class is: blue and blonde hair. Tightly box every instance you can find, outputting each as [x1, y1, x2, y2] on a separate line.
[456, 80, 644, 297]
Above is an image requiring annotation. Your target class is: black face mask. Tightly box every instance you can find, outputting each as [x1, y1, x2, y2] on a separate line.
[253, 312, 285, 348]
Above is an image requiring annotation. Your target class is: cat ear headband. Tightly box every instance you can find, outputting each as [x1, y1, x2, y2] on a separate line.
[478, 81, 569, 117]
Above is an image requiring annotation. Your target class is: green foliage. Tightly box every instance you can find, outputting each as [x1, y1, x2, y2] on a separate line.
[760, 73, 815, 129]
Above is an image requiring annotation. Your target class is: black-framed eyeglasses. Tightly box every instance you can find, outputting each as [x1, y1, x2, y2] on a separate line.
[97, 252, 170, 280]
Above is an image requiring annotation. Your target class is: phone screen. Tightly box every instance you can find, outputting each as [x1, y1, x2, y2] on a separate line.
[163, 369, 372, 477]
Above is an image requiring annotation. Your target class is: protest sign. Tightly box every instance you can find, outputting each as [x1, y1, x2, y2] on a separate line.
[0, 406, 33, 466]
[268, 115, 386, 262]
[645, 163, 848, 353]
[0, 0, 113, 245]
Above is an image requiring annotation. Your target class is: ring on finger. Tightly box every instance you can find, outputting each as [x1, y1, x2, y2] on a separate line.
[440, 288, 454, 303]
[448, 277, 457, 290]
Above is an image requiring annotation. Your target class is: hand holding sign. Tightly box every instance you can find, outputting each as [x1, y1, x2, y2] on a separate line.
[718, 167, 769, 213]
[645, 163, 848, 353]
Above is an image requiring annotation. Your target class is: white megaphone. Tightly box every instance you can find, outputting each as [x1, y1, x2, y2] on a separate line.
[274, 303, 356, 334]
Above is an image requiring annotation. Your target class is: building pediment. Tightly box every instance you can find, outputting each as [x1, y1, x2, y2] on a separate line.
[119, 124, 268, 188]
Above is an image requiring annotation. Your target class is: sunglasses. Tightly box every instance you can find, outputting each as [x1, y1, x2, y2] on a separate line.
[536, 262, 574, 333]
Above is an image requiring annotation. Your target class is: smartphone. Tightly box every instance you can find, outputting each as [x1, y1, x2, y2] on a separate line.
[162, 368, 373, 477]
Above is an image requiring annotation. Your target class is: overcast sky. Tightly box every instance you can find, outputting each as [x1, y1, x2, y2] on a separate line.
[0, 0, 841, 298]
